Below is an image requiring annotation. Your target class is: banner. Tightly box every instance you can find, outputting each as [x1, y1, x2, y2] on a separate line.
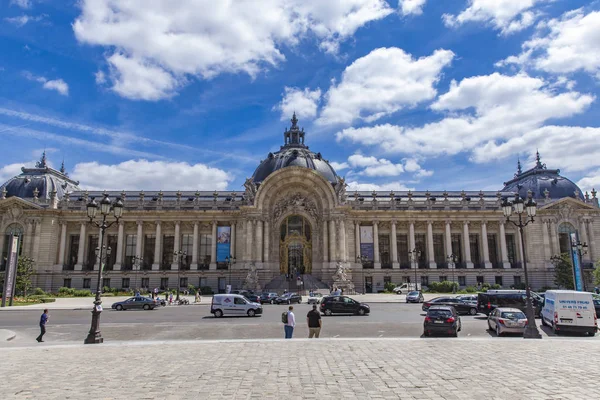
[216, 226, 231, 262]
[2, 235, 19, 305]
[360, 226, 374, 261]
[570, 232, 584, 291]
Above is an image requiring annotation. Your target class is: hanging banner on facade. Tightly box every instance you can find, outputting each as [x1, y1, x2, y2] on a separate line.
[2, 235, 20, 306]
[570, 232, 584, 291]
[360, 226, 374, 261]
[216, 226, 231, 262]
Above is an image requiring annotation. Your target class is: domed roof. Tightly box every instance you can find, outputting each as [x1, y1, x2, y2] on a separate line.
[251, 113, 338, 185]
[0, 152, 80, 200]
[501, 152, 584, 201]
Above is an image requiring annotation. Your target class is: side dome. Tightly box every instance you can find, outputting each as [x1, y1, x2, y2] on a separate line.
[501, 153, 584, 201]
[250, 113, 338, 185]
[0, 153, 80, 200]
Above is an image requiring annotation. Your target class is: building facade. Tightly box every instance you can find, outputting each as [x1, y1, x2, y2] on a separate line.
[1, 115, 600, 293]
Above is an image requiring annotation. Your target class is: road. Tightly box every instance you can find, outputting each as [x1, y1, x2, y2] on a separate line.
[1, 302, 596, 344]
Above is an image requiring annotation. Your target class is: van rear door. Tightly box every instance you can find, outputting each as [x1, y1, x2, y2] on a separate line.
[572, 293, 595, 329]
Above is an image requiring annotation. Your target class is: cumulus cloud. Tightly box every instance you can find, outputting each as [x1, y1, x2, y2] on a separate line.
[23, 72, 69, 96]
[577, 170, 600, 193]
[274, 87, 321, 121]
[334, 153, 432, 179]
[399, 0, 427, 16]
[71, 160, 233, 191]
[0, 161, 36, 184]
[499, 9, 600, 79]
[73, 0, 393, 101]
[4, 14, 46, 27]
[336, 73, 595, 166]
[317, 47, 454, 125]
[330, 161, 350, 171]
[443, 0, 550, 35]
[10, 0, 32, 9]
[346, 181, 413, 191]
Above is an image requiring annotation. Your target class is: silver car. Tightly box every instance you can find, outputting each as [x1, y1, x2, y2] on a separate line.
[487, 307, 528, 336]
[406, 291, 424, 303]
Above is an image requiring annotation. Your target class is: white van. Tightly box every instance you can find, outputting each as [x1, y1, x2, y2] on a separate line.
[392, 283, 424, 294]
[210, 294, 263, 318]
[541, 290, 597, 336]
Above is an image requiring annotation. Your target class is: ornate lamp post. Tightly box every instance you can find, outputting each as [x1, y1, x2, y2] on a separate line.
[132, 255, 143, 293]
[356, 254, 367, 294]
[174, 250, 187, 301]
[409, 248, 421, 289]
[84, 193, 123, 344]
[225, 255, 236, 289]
[501, 194, 541, 339]
[447, 254, 457, 293]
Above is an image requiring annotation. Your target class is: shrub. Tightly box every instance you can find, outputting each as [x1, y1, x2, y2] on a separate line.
[427, 281, 459, 293]
[187, 284, 197, 295]
[490, 284, 502, 290]
[481, 283, 491, 291]
[383, 282, 396, 293]
[513, 282, 527, 290]
[40, 298, 55, 303]
[32, 287, 46, 296]
[538, 286, 555, 293]
[57, 287, 76, 297]
[465, 286, 478, 293]
[199, 286, 214, 295]
[74, 289, 92, 297]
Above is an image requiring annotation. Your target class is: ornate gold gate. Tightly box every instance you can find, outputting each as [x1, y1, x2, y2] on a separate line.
[279, 215, 312, 274]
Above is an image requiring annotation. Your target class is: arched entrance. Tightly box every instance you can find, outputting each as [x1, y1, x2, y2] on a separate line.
[279, 215, 312, 275]
[558, 223, 576, 254]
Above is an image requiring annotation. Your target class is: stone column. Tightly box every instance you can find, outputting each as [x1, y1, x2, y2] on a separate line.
[481, 222, 492, 268]
[499, 221, 510, 268]
[23, 221, 33, 258]
[76, 222, 86, 270]
[152, 221, 161, 270]
[323, 221, 329, 263]
[262, 221, 269, 262]
[231, 222, 237, 261]
[210, 221, 217, 269]
[445, 221, 452, 258]
[354, 221, 360, 261]
[191, 222, 199, 269]
[245, 219, 253, 262]
[516, 228, 525, 265]
[586, 219, 596, 261]
[373, 221, 380, 268]
[339, 219, 347, 262]
[256, 219, 263, 262]
[114, 221, 124, 271]
[579, 219, 590, 261]
[172, 221, 181, 269]
[32, 220, 41, 265]
[58, 222, 67, 266]
[541, 220, 552, 261]
[427, 221, 436, 268]
[329, 219, 337, 262]
[136, 221, 143, 261]
[409, 221, 416, 253]
[463, 221, 473, 268]
[550, 221, 560, 255]
[391, 221, 399, 268]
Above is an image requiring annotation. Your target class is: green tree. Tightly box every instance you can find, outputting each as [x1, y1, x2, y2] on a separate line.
[16, 256, 35, 297]
[552, 253, 574, 289]
[593, 260, 600, 287]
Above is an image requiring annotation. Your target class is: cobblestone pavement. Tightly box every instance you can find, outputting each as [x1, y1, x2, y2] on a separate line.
[1, 338, 599, 399]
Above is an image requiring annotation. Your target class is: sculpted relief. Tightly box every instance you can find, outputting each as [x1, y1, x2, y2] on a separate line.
[272, 192, 320, 223]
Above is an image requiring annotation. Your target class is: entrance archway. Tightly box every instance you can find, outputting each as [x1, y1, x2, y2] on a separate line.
[279, 215, 312, 275]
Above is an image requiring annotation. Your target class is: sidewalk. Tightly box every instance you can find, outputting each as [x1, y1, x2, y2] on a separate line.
[1, 338, 599, 399]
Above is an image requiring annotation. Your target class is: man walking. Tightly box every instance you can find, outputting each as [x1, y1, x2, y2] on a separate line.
[307, 304, 322, 338]
[36, 309, 48, 343]
[284, 305, 295, 339]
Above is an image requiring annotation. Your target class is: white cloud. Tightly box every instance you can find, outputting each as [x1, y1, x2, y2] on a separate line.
[346, 180, 413, 191]
[330, 161, 350, 170]
[274, 87, 321, 121]
[336, 153, 432, 179]
[94, 70, 106, 84]
[577, 170, 600, 193]
[23, 72, 69, 96]
[73, 0, 393, 101]
[317, 47, 454, 125]
[399, 0, 427, 16]
[4, 14, 45, 27]
[0, 161, 36, 184]
[71, 160, 232, 191]
[336, 73, 595, 163]
[443, 0, 550, 35]
[10, 0, 32, 9]
[500, 9, 600, 79]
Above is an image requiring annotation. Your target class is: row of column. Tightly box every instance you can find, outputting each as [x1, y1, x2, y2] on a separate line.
[243, 219, 270, 263]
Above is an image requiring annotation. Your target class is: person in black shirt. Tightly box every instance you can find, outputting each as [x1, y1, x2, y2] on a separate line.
[306, 304, 322, 338]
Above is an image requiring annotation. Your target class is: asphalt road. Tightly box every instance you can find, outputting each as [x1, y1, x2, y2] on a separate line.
[1, 303, 596, 344]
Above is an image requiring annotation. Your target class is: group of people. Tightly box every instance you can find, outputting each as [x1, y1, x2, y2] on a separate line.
[282, 304, 322, 339]
[330, 287, 343, 296]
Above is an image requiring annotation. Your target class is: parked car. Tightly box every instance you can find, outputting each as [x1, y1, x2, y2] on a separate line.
[456, 294, 477, 304]
[593, 298, 600, 318]
[423, 306, 461, 337]
[320, 295, 370, 316]
[307, 292, 323, 304]
[477, 290, 542, 316]
[210, 294, 263, 317]
[111, 296, 160, 311]
[274, 292, 302, 304]
[406, 291, 424, 303]
[422, 297, 478, 315]
[487, 307, 528, 336]
[260, 292, 279, 304]
[246, 294, 261, 303]
[393, 283, 424, 294]
[541, 290, 597, 336]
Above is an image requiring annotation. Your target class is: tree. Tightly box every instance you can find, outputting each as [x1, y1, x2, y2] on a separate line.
[593, 260, 600, 288]
[15, 256, 35, 297]
[552, 253, 574, 290]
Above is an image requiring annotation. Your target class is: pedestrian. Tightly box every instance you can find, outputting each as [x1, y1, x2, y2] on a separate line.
[169, 292, 173, 305]
[195, 291, 200, 303]
[307, 304, 322, 338]
[36, 309, 49, 343]
[284, 305, 295, 339]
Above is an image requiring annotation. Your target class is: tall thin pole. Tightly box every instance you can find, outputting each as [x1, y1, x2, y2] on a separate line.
[518, 214, 541, 339]
[84, 214, 106, 344]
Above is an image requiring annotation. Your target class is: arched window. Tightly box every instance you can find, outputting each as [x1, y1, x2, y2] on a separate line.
[279, 215, 311, 241]
[558, 223, 576, 254]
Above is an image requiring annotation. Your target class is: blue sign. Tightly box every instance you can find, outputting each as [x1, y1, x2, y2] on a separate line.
[570, 232, 584, 291]
[216, 226, 231, 262]
[360, 243, 374, 261]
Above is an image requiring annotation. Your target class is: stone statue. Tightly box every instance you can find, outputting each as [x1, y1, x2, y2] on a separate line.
[242, 263, 261, 291]
[334, 177, 347, 204]
[331, 261, 354, 294]
[244, 178, 257, 204]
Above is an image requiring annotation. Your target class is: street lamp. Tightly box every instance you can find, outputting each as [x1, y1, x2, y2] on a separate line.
[132, 255, 143, 293]
[84, 193, 123, 344]
[502, 194, 541, 339]
[225, 255, 236, 288]
[409, 248, 421, 290]
[356, 254, 368, 294]
[174, 250, 187, 301]
[447, 254, 457, 293]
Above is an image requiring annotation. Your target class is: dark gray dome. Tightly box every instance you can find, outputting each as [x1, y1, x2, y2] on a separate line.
[251, 114, 338, 185]
[0, 153, 80, 200]
[501, 153, 583, 201]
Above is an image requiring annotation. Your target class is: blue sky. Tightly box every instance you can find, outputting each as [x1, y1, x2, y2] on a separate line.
[1, 0, 600, 193]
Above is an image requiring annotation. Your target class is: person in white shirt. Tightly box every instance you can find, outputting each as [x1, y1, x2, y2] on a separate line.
[285, 306, 296, 339]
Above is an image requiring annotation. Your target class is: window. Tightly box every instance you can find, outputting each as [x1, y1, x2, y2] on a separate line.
[506, 234, 517, 266]
[458, 276, 466, 286]
[439, 276, 447, 282]
[102, 278, 111, 288]
[86, 235, 99, 270]
[218, 277, 226, 293]
[433, 234, 445, 266]
[160, 277, 169, 290]
[122, 278, 130, 289]
[415, 234, 427, 268]
[397, 234, 409, 268]
[488, 234, 499, 267]
[451, 234, 463, 266]
[83, 278, 91, 289]
[179, 277, 188, 288]
[199, 234, 212, 269]
[476, 276, 484, 285]
[234, 297, 246, 304]
[67, 235, 79, 269]
[143, 234, 155, 269]
[383, 276, 391, 285]
[420, 275, 429, 286]
[513, 275, 522, 286]
[63, 278, 72, 288]
[470, 234, 481, 267]
[181, 234, 194, 269]
[141, 277, 149, 289]
[162, 235, 174, 269]
[495, 276, 503, 286]
[124, 235, 137, 270]
[199, 277, 208, 288]
[106, 235, 118, 270]
[379, 234, 391, 268]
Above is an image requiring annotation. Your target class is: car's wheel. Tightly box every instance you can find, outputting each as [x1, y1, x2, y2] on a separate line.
[552, 322, 559, 335]
[423, 331, 429, 337]
[452, 330, 458, 337]
[214, 309, 223, 318]
[116, 304, 123, 311]
[541, 316, 548, 327]
[458, 321, 462, 332]
[324, 309, 333, 316]
[357, 308, 366, 316]
[143, 304, 150, 310]
[287, 300, 291, 305]
[247, 309, 256, 317]
[469, 308, 477, 316]
[487, 320, 492, 331]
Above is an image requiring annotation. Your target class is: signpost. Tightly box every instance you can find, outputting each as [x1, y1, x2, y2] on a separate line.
[2, 234, 20, 307]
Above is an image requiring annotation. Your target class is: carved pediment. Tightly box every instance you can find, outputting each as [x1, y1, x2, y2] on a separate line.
[0, 196, 42, 211]
[273, 192, 319, 222]
[539, 197, 596, 212]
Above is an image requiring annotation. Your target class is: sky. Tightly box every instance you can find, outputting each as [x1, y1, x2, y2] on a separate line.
[1, 0, 600, 194]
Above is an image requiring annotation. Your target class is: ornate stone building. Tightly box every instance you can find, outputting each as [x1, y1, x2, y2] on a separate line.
[1, 115, 599, 293]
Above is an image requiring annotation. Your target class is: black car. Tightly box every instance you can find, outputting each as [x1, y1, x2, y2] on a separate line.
[423, 306, 461, 337]
[319, 295, 370, 316]
[274, 292, 302, 304]
[593, 298, 600, 318]
[422, 297, 478, 315]
[246, 294, 261, 303]
[477, 291, 542, 316]
[260, 292, 279, 304]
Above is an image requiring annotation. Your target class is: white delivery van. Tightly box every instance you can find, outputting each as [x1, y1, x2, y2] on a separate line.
[541, 290, 597, 336]
[392, 283, 424, 294]
[210, 294, 263, 318]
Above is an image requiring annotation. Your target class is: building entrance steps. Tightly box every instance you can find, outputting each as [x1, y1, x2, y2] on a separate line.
[263, 274, 328, 293]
